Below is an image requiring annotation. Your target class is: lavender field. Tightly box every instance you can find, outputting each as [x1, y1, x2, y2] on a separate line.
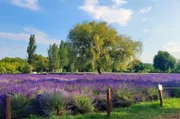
[0, 73, 180, 96]
[0, 73, 180, 118]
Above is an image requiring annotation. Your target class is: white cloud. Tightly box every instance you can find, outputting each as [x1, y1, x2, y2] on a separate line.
[139, 7, 152, 14]
[0, 27, 60, 45]
[10, 0, 40, 11]
[79, 0, 133, 26]
[142, 29, 149, 32]
[112, 0, 127, 6]
[141, 18, 147, 21]
[162, 42, 180, 53]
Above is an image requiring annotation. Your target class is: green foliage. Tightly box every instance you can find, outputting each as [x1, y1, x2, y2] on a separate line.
[142, 88, 159, 101]
[68, 21, 142, 73]
[27, 115, 44, 119]
[59, 41, 69, 72]
[27, 34, 37, 65]
[22, 63, 32, 73]
[48, 44, 60, 72]
[142, 63, 154, 73]
[93, 94, 107, 111]
[127, 59, 154, 73]
[174, 59, 180, 73]
[32, 54, 48, 73]
[5, 63, 17, 73]
[0, 62, 6, 74]
[49, 93, 66, 116]
[0, 57, 28, 74]
[134, 63, 154, 73]
[73, 96, 94, 114]
[153, 51, 176, 72]
[11, 94, 29, 119]
[29, 93, 65, 117]
[166, 88, 180, 98]
[127, 59, 141, 72]
[113, 89, 134, 107]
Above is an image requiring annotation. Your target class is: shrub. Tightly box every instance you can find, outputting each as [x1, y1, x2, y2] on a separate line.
[11, 94, 29, 119]
[49, 93, 66, 116]
[167, 88, 180, 98]
[131, 87, 159, 102]
[113, 89, 134, 107]
[147, 88, 159, 100]
[26, 93, 65, 117]
[73, 96, 94, 114]
[93, 94, 107, 111]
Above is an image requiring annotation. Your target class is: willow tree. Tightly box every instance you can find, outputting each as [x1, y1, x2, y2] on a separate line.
[68, 21, 142, 74]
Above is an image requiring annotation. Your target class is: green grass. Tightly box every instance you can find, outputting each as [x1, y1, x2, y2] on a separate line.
[29, 98, 180, 119]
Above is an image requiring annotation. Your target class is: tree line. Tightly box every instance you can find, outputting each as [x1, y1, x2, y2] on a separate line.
[0, 21, 179, 74]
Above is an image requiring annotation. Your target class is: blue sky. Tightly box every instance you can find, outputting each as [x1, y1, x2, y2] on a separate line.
[0, 0, 180, 63]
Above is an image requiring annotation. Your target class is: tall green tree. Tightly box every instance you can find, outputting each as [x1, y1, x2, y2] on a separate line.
[27, 34, 37, 65]
[66, 42, 79, 72]
[59, 41, 69, 72]
[48, 43, 60, 72]
[153, 51, 176, 72]
[68, 21, 142, 74]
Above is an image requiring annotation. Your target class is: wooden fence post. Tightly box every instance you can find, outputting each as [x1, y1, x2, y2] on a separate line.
[158, 84, 164, 107]
[107, 88, 112, 118]
[6, 95, 11, 119]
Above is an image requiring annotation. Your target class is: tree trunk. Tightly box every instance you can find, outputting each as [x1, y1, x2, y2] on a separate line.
[56, 109, 60, 116]
[97, 67, 102, 74]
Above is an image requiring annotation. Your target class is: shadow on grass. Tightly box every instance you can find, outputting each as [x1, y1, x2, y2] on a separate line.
[60, 99, 180, 119]
[62, 108, 180, 119]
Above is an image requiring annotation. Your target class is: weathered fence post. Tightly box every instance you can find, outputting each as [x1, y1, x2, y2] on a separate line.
[158, 84, 164, 107]
[6, 95, 11, 119]
[107, 88, 112, 118]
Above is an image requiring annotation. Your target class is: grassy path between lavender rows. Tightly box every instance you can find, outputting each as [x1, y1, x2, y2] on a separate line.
[29, 98, 180, 119]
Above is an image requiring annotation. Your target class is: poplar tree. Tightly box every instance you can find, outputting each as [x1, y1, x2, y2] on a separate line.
[27, 34, 37, 65]
[48, 43, 60, 72]
[59, 41, 69, 72]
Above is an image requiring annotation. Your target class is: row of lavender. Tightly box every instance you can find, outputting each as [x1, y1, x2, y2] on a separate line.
[0, 73, 180, 118]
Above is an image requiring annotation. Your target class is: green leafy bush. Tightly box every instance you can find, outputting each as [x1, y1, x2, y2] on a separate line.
[167, 88, 180, 98]
[113, 89, 134, 107]
[0, 58, 29, 74]
[22, 63, 32, 73]
[11, 94, 29, 119]
[93, 94, 107, 111]
[49, 93, 66, 116]
[73, 96, 94, 114]
[26, 93, 65, 117]
[147, 88, 159, 100]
